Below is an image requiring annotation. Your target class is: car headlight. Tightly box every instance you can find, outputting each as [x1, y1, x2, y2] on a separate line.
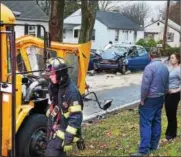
[123, 59, 128, 65]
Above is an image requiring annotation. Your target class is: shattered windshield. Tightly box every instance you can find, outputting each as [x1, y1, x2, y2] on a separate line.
[26, 46, 56, 77]
[101, 47, 127, 59]
[26, 46, 44, 76]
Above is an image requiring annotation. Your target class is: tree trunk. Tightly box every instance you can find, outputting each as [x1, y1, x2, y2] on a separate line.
[79, 0, 98, 43]
[49, 0, 65, 42]
[163, 0, 170, 52]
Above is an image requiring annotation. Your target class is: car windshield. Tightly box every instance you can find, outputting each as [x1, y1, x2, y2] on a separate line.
[101, 47, 127, 59]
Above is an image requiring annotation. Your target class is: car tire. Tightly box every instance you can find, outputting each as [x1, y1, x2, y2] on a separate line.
[118, 58, 127, 74]
[121, 65, 127, 75]
[16, 114, 47, 157]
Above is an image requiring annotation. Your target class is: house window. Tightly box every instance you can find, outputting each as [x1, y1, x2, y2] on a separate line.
[145, 33, 154, 40]
[92, 30, 95, 40]
[115, 30, 119, 41]
[167, 32, 174, 42]
[28, 26, 36, 36]
[74, 29, 79, 38]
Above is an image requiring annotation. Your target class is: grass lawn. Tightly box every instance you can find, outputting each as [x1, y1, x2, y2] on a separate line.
[71, 105, 181, 156]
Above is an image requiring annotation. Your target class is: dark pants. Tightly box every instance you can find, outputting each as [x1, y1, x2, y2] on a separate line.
[44, 137, 67, 157]
[165, 92, 180, 139]
[139, 96, 164, 154]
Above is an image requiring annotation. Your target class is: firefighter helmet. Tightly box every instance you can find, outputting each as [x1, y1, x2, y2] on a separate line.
[45, 57, 70, 83]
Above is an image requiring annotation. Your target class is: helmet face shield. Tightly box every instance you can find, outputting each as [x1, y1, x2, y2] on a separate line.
[42, 57, 70, 81]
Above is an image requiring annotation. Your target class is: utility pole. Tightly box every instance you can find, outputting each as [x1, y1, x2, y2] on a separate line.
[162, 0, 170, 52]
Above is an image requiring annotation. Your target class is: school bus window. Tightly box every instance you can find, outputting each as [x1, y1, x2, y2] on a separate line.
[17, 49, 27, 72]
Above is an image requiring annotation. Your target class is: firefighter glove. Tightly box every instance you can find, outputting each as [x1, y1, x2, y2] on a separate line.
[63, 145, 73, 152]
[76, 138, 86, 150]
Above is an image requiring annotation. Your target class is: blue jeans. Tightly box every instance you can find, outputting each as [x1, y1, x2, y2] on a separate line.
[139, 96, 164, 154]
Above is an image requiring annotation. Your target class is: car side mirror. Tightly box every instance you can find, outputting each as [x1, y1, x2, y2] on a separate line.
[103, 99, 112, 110]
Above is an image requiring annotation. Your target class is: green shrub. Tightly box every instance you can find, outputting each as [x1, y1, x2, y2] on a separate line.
[157, 40, 171, 48]
[146, 39, 157, 47]
[136, 39, 147, 47]
[136, 39, 158, 47]
[136, 39, 179, 56]
[160, 47, 180, 56]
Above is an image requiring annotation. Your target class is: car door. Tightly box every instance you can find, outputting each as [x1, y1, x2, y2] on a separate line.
[128, 48, 150, 70]
[136, 48, 151, 70]
[127, 50, 140, 70]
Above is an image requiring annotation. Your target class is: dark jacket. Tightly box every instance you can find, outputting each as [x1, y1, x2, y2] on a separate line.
[48, 79, 83, 145]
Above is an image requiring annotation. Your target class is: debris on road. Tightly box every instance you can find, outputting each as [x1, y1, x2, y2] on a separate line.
[86, 72, 142, 92]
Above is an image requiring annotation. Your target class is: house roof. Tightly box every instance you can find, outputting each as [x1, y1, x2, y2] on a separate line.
[64, 9, 143, 31]
[2, 1, 49, 22]
[145, 19, 181, 33]
[64, 24, 79, 30]
[96, 11, 142, 30]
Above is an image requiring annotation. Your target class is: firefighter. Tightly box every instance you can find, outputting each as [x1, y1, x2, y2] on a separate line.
[44, 57, 84, 157]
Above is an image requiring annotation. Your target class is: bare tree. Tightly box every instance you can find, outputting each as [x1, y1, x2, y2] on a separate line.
[64, 1, 81, 18]
[36, 0, 81, 18]
[99, 1, 120, 12]
[49, 0, 65, 42]
[36, 0, 51, 16]
[160, 1, 180, 25]
[78, 0, 98, 43]
[119, 2, 149, 27]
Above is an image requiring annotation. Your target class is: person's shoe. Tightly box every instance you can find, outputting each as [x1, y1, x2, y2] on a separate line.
[166, 135, 176, 141]
[130, 152, 150, 157]
[151, 144, 159, 151]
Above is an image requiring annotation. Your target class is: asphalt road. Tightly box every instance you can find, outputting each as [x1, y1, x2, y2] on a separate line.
[83, 83, 141, 120]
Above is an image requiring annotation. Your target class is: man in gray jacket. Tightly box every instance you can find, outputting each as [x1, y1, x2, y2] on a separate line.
[131, 48, 169, 156]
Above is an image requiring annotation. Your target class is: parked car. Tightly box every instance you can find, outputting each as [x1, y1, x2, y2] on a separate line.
[94, 45, 151, 74]
[88, 50, 102, 71]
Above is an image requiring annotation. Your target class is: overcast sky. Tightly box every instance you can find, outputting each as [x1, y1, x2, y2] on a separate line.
[113, 1, 167, 25]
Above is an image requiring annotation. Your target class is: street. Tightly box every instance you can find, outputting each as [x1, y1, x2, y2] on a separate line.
[83, 72, 143, 120]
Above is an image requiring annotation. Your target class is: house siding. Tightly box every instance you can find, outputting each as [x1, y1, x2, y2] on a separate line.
[145, 21, 180, 47]
[92, 20, 108, 49]
[63, 20, 109, 49]
[63, 29, 74, 43]
[15, 20, 49, 38]
[136, 31, 144, 41]
[64, 9, 81, 25]
[63, 22, 144, 49]
[108, 29, 143, 45]
[63, 9, 144, 49]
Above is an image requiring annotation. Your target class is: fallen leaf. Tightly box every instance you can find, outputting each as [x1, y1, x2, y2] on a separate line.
[105, 130, 112, 137]
[89, 145, 94, 149]
[122, 133, 126, 137]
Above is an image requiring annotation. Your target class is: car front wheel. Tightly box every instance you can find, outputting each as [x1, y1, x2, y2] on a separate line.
[121, 65, 127, 74]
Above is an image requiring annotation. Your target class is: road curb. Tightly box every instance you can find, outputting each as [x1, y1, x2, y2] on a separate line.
[83, 100, 140, 122]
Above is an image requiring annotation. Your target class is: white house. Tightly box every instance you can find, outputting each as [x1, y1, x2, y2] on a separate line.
[2, 1, 49, 38]
[63, 9, 144, 49]
[144, 19, 180, 47]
